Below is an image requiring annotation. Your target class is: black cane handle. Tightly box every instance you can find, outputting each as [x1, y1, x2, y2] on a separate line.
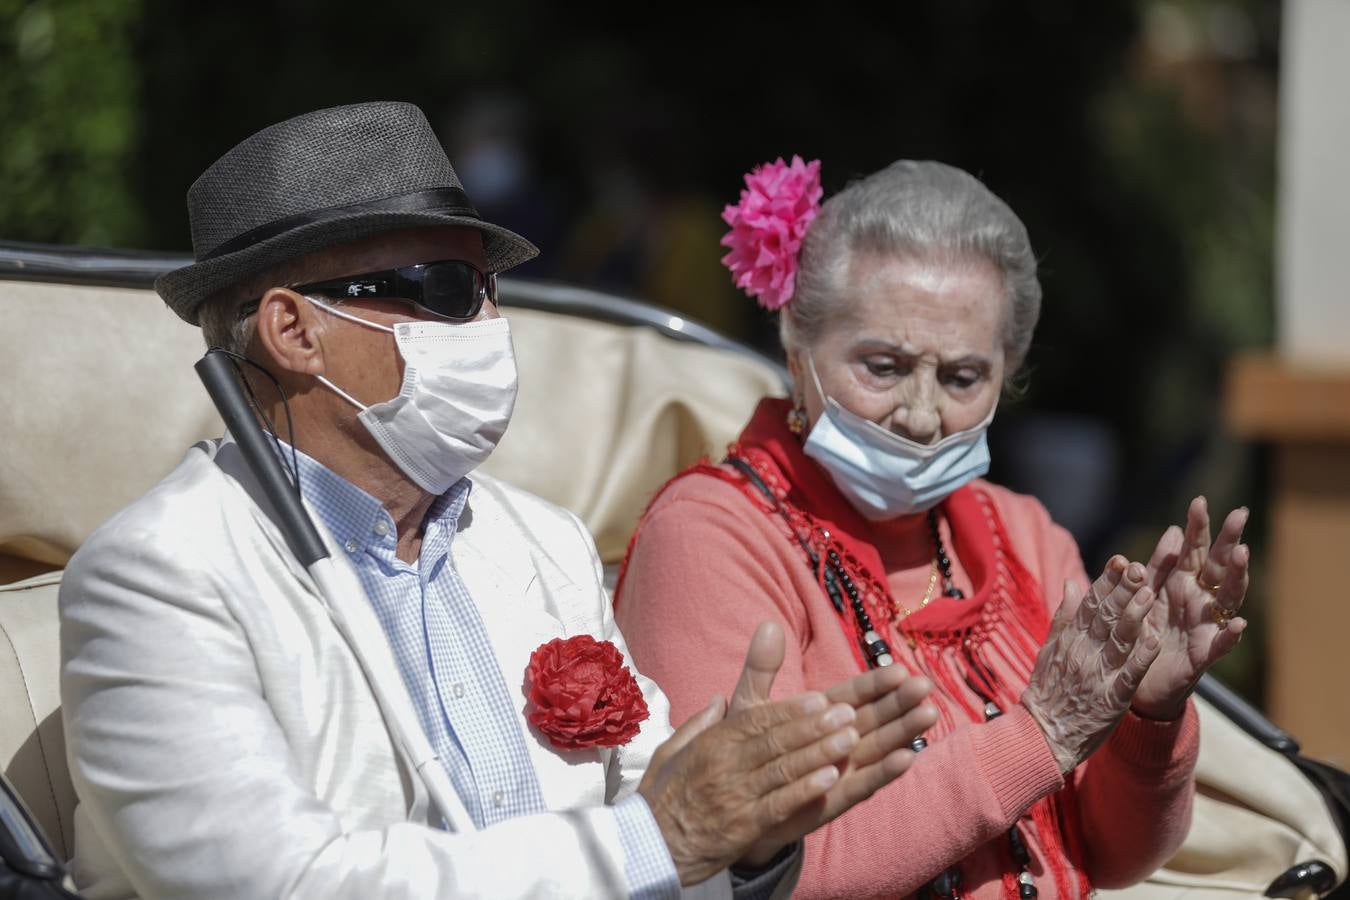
[195, 350, 329, 567]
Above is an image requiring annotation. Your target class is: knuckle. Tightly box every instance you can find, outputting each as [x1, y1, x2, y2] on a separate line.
[759, 727, 787, 760]
[766, 754, 794, 788]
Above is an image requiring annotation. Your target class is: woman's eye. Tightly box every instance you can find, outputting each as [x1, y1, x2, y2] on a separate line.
[944, 370, 982, 389]
[863, 359, 901, 377]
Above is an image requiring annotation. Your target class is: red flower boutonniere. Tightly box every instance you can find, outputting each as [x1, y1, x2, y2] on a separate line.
[525, 635, 649, 750]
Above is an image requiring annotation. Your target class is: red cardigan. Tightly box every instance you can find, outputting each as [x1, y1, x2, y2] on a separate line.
[616, 468, 1198, 900]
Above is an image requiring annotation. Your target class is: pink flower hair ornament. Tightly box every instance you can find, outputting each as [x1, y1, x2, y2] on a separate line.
[719, 155, 823, 311]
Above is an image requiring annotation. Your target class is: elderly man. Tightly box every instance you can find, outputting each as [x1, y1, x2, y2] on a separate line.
[58, 102, 937, 900]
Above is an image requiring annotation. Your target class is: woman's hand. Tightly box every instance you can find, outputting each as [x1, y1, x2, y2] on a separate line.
[1131, 497, 1251, 721]
[1022, 556, 1162, 774]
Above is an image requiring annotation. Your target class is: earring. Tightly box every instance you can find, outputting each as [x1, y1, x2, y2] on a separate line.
[786, 404, 807, 435]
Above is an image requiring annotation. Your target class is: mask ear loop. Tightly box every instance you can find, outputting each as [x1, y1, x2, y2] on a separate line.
[803, 351, 838, 419]
[204, 347, 303, 503]
[305, 295, 395, 334]
[302, 295, 391, 412]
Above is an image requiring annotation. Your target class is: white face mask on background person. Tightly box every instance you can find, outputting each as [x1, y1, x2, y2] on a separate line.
[307, 297, 518, 495]
[801, 355, 995, 520]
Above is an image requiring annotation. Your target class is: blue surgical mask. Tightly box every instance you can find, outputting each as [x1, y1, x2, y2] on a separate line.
[801, 356, 995, 520]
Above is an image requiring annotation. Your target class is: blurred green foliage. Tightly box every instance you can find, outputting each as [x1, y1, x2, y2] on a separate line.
[0, 0, 145, 245]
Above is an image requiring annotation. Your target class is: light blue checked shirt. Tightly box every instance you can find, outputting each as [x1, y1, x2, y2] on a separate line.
[289, 447, 680, 899]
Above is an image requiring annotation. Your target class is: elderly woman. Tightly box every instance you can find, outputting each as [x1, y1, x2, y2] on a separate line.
[614, 159, 1251, 900]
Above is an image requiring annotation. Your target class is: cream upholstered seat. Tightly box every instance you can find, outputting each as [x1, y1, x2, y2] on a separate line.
[0, 273, 784, 868]
[0, 254, 1344, 898]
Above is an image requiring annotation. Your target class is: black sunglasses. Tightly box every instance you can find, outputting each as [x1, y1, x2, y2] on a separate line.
[240, 259, 497, 321]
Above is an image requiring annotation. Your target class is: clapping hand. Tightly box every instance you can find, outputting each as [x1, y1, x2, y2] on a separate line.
[1130, 497, 1251, 721]
[638, 622, 937, 886]
[1023, 556, 1162, 773]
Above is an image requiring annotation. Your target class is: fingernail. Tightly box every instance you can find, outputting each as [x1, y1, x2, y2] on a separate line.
[798, 694, 828, 714]
[813, 766, 840, 789]
[826, 729, 857, 755]
[1126, 562, 1146, 582]
[823, 704, 855, 729]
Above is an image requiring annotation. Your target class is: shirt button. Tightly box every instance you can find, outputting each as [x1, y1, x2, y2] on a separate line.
[373, 520, 389, 536]
[452, 683, 465, 699]
[343, 538, 359, 554]
[492, 790, 506, 808]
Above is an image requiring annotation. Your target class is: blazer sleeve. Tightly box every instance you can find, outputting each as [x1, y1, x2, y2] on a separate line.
[60, 512, 676, 900]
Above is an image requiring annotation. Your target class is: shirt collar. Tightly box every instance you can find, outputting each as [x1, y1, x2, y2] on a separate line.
[279, 442, 472, 559]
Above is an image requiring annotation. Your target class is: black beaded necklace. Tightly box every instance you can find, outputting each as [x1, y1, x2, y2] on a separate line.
[725, 459, 1041, 900]
[930, 508, 965, 600]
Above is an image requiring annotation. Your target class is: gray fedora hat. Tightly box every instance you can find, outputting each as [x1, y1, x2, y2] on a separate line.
[156, 101, 538, 324]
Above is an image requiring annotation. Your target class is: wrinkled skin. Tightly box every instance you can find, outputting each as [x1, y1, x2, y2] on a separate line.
[639, 623, 938, 885]
[1023, 556, 1162, 774]
[1023, 498, 1251, 773]
[1132, 497, 1250, 721]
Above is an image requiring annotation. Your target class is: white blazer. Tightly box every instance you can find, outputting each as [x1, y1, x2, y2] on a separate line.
[59, 440, 754, 899]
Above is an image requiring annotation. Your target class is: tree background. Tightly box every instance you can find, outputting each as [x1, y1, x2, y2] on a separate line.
[0, 0, 1280, 701]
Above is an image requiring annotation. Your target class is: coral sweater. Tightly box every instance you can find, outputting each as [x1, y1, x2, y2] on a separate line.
[616, 462, 1198, 900]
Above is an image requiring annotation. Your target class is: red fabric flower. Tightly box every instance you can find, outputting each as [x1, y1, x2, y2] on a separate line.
[525, 635, 650, 750]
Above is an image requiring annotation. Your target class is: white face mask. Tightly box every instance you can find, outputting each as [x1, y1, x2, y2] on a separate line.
[308, 298, 518, 495]
[801, 355, 995, 520]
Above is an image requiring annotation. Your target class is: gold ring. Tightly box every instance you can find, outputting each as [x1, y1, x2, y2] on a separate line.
[1210, 602, 1234, 629]
[1198, 575, 1221, 597]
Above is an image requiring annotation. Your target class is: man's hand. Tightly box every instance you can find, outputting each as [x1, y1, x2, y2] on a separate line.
[638, 623, 936, 885]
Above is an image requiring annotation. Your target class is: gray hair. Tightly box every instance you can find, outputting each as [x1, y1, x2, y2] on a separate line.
[784, 160, 1041, 382]
[196, 251, 343, 355]
[198, 291, 258, 357]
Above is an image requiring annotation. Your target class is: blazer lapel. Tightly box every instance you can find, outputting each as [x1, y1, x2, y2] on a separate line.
[452, 485, 613, 811]
[211, 438, 478, 834]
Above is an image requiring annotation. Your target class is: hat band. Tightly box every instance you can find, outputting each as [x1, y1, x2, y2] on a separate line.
[201, 187, 479, 261]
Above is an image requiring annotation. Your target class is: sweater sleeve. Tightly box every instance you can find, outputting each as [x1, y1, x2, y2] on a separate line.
[617, 480, 1065, 900]
[616, 482, 812, 722]
[993, 487, 1200, 888]
[1074, 704, 1199, 888]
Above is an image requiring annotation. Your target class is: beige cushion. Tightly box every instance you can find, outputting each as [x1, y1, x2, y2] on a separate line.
[0, 276, 781, 869]
[1100, 698, 1347, 900]
[0, 280, 782, 580]
[0, 282, 223, 582]
[0, 571, 73, 859]
[481, 315, 783, 562]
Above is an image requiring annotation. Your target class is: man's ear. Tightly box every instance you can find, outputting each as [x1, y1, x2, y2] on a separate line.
[254, 289, 326, 376]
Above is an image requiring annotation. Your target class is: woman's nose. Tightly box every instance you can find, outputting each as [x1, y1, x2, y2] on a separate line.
[890, 405, 942, 445]
[887, 374, 942, 444]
